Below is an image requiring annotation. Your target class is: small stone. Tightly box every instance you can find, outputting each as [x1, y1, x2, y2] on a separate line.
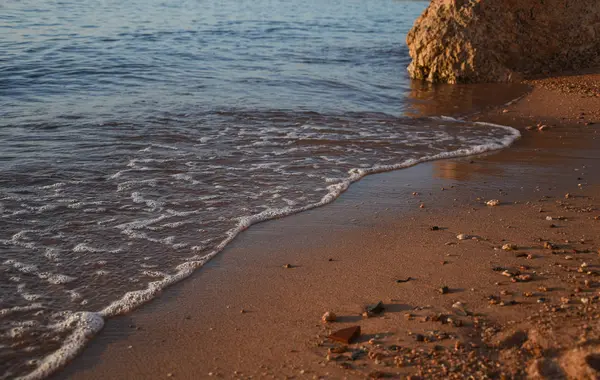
[523, 292, 533, 297]
[515, 274, 532, 282]
[502, 243, 517, 251]
[413, 334, 424, 342]
[538, 125, 551, 131]
[456, 234, 468, 240]
[328, 346, 347, 354]
[486, 199, 500, 207]
[544, 242, 556, 250]
[439, 286, 449, 294]
[501, 270, 514, 277]
[328, 326, 361, 344]
[452, 302, 469, 316]
[322, 311, 337, 323]
[365, 301, 385, 314]
[419, 203, 425, 209]
[565, 193, 571, 199]
[430, 226, 440, 231]
[283, 264, 293, 269]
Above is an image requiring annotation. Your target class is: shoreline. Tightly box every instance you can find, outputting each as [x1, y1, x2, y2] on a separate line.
[53, 73, 600, 379]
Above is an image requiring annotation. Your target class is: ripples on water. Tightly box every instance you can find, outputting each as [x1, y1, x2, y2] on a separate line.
[0, 0, 523, 378]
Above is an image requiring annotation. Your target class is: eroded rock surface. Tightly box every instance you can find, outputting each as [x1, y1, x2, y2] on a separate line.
[407, 0, 600, 83]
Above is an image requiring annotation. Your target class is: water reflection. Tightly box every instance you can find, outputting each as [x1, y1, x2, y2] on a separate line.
[404, 80, 531, 118]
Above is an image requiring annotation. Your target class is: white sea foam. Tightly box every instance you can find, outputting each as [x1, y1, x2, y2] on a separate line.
[15, 118, 520, 380]
[16, 312, 104, 380]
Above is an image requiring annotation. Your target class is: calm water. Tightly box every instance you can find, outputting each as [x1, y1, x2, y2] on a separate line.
[0, 0, 523, 378]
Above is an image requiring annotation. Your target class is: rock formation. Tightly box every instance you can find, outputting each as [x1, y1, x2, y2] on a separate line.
[407, 0, 600, 83]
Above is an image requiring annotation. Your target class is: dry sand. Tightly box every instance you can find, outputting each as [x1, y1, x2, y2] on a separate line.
[53, 73, 600, 379]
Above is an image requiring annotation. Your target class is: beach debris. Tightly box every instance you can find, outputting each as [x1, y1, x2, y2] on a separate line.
[502, 243, 518, 251]
[456, 233, 469, 240]
[439, 285, 449, 294]
[501, 270, 514, 277]
[544, 242, 556, 250]
[365, 301, 385, 315]
[419, 203, 425, 209]
[322, 311, 337, 323]
[452, 301, 469, 316]
[396, 277, 412, 283]
[523, 292, 534, 297]
[486, 199, 500, 207]
[538, 124, 551, 131]
[328, 326, 361, 344]
[565, 193, 572, 199]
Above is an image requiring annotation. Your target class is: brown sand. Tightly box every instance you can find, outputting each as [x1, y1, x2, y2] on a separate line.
[54, 74, 600, 379]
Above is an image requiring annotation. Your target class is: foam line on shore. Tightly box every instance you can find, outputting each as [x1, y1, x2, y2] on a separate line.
[16, 119, 520, 380]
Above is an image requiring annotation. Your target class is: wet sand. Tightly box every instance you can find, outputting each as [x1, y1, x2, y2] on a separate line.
[54, 74, 600, 379]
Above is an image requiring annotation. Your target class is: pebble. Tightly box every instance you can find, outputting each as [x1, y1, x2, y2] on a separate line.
[322, 311, 336, 323]
[502, 244, 517, 251]
[457, 234, 468, 240]
[486, 199, 500, 207]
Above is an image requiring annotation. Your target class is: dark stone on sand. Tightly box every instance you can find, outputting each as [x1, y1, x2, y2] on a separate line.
[366, 301, 385, 314]
[439, 286, 449, 294]
[396, 277, 412, 283]
[585, 354, 600, 372]
[430, 226, 440, 231]
[328, 326, 361, 344]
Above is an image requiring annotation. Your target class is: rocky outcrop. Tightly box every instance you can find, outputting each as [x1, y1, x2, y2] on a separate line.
[407, 0, 600, 83]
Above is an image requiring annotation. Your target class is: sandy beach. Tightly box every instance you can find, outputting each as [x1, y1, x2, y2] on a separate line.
[51, 72, 600, 380]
